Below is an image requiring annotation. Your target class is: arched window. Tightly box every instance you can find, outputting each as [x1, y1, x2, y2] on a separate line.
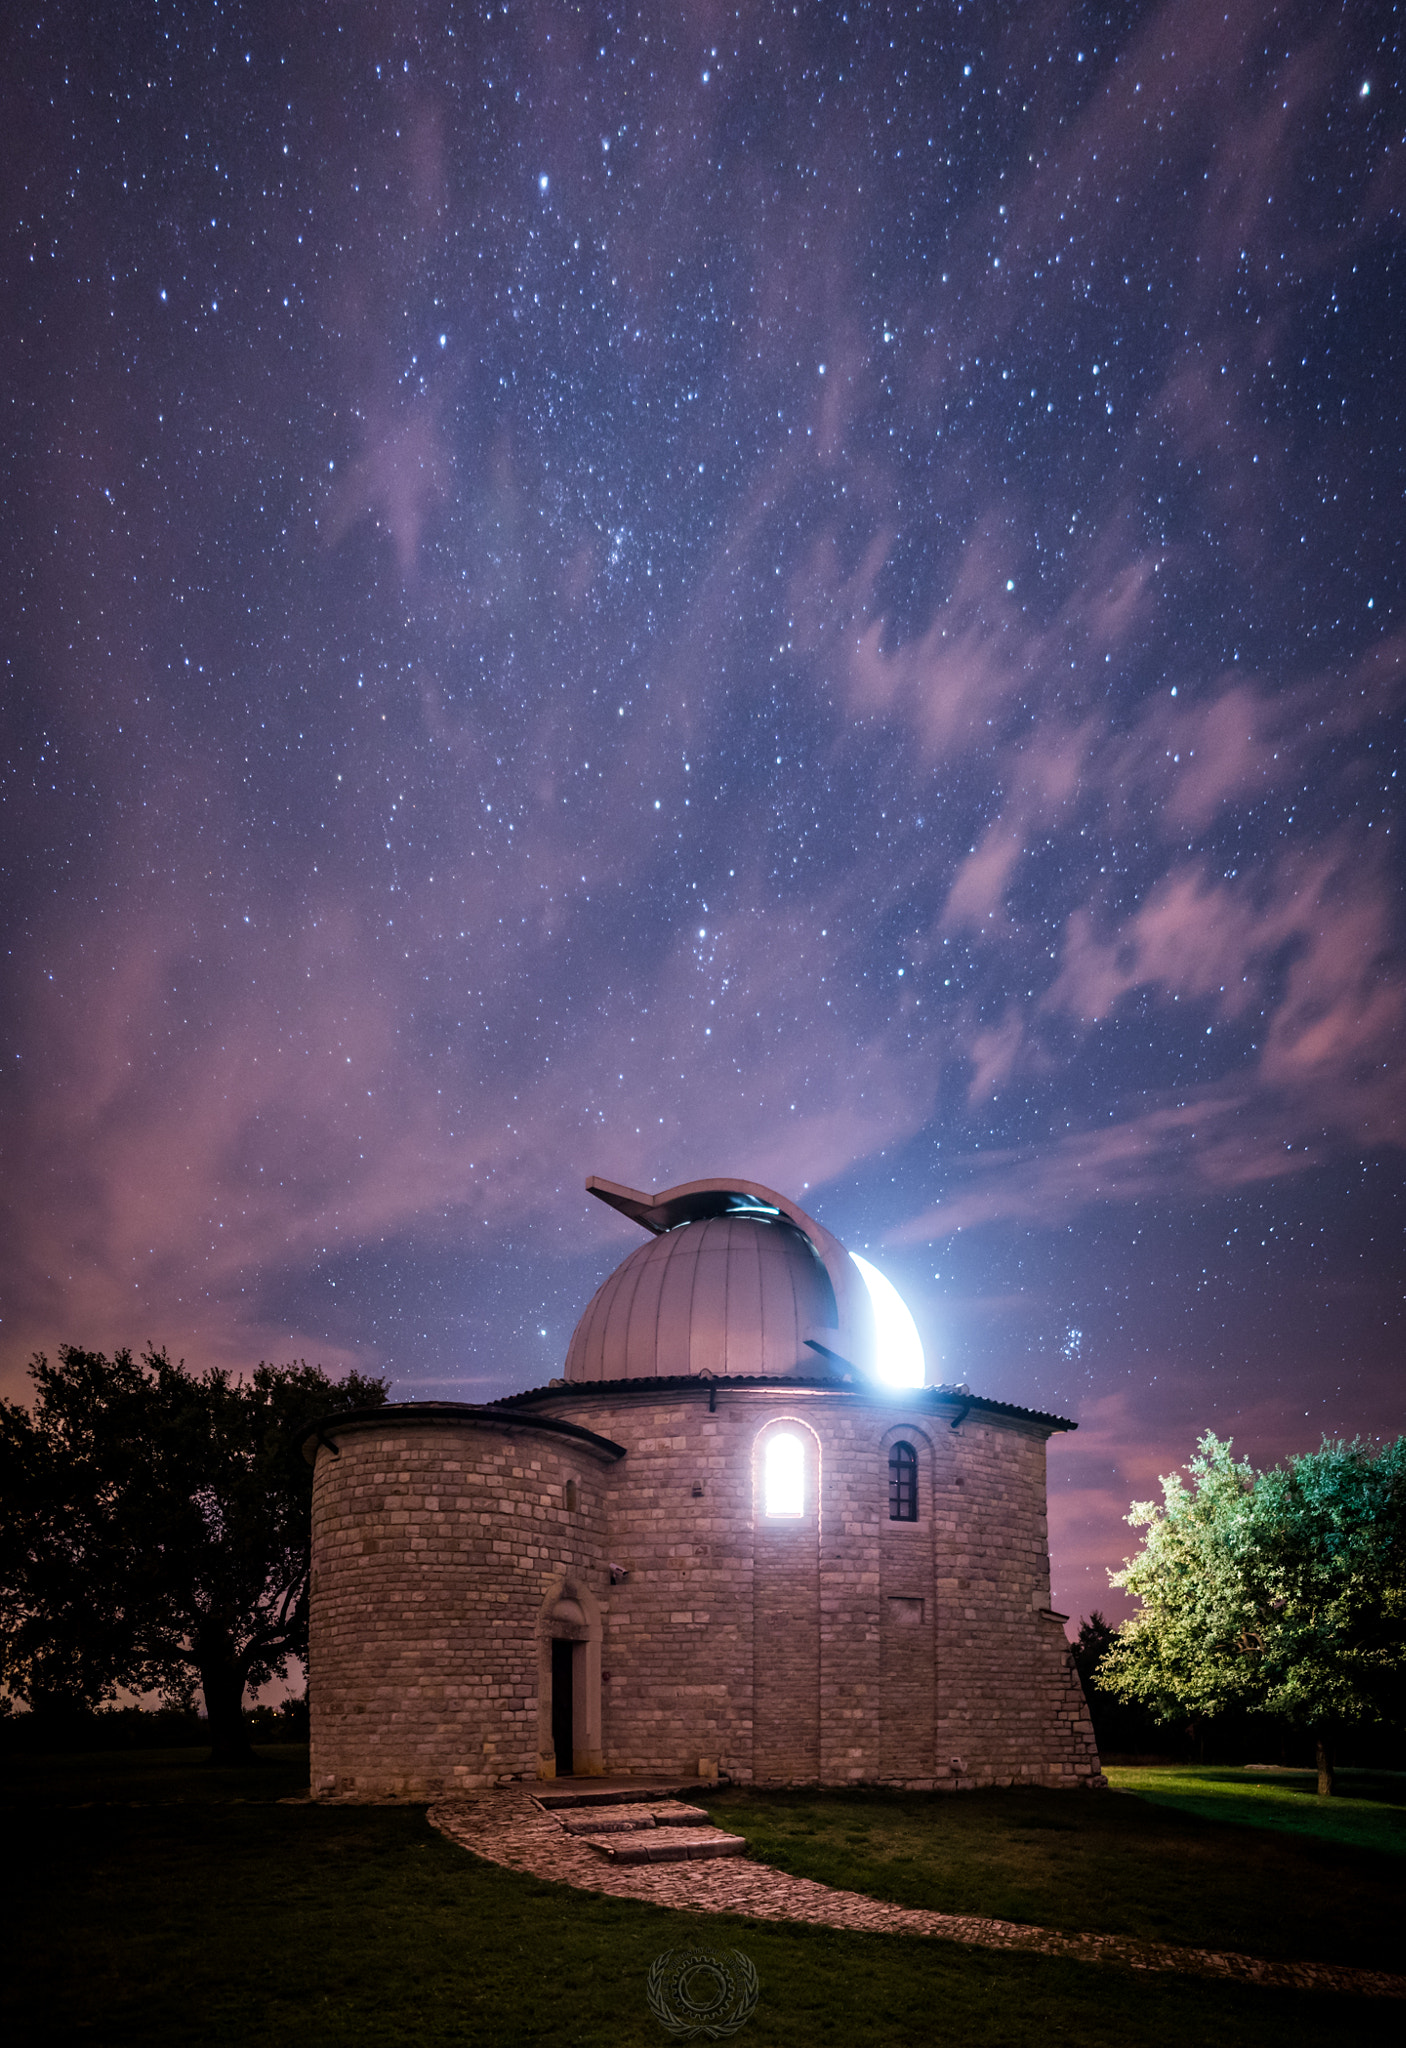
[764, 1431, 805, 1517]
[888, 1441, 918, 1522]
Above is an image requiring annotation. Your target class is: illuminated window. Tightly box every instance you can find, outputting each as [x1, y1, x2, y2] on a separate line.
[764, 1431, 805, 1517]
[888, 1441, 918, 1522]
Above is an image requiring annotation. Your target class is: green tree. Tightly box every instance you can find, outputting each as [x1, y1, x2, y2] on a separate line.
[1099, 1432, 1406, 1793]
[0, 1346, 384, 1762]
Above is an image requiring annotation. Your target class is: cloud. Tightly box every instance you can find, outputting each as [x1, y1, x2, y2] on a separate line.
[939, 720, 1095, 933]
[1137, 682, 1293, 834]
[833, 516, 1156, 765]
[893, 822, 1403, 1246]
[1043, 865, 1268, 1025]
[323, 407, 452, 581]
[1259, 866, 1405, 1139]
[1103, 631, 1404, 837]
[0, 825, 946, 1395]
[1043, 836, 1404, 1130]
[965, 1012, 1026, 1106]
[895, 1095, 1256, 1244]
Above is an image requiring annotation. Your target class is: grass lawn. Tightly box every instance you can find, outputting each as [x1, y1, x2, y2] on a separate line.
[704, 1771, 1406, 1975]
[1105, 1763, 1406, 1857]
[2, 1748, 1402, 2047]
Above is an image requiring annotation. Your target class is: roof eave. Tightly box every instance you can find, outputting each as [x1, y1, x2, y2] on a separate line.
[494, 1376, 1076, 1433]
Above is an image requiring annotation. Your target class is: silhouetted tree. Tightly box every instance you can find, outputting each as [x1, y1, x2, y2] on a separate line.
[0, 1347, 384, 1762]
[1098, 1432, 1406, 1794]
[1070, 1610, 1174, 1758]
[1072, 1611, 1118, 1691]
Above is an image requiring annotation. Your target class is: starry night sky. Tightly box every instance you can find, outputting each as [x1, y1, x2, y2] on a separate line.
[4, 0, 1402, 1621]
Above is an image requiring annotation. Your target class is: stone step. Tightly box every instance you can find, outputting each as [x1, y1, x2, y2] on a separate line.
[557, 1802, 710, 1835]
[578, 1826, 747, 1865]
[534, 1782, 701, 1811]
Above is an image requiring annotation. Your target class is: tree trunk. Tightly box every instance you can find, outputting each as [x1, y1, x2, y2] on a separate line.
[1315, 1731, 1335, 1797]
[200, 1652, 254, 1765]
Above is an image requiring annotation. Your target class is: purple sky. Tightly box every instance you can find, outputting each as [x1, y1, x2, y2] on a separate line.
[3, 0, 1401, 1624]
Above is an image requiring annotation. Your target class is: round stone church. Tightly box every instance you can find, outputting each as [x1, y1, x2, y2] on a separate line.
[303, 1176, 1103, 1798]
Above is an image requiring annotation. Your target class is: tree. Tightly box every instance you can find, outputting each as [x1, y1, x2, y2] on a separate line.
[0, 1346, 384, 1762]
[1098, 1432, 1406, 1793]
[1070, 1610, 1169, 1758]
[1071, 1610, 1117, 1685]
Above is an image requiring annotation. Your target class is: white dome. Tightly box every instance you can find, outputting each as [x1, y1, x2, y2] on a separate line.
[563, 1176, 877, 1384]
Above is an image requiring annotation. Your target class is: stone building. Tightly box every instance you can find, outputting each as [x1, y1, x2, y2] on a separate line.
[303, 1175, 1103, 1798]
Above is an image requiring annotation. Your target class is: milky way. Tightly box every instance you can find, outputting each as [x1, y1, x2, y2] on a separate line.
[3, 1, 1402, 1618]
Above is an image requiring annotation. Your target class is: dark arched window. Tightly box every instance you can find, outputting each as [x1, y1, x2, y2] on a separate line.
[888, 1441, 918, 1522]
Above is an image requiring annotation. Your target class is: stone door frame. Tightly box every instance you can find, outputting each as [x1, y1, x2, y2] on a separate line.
[535, 1575, 604, 1779]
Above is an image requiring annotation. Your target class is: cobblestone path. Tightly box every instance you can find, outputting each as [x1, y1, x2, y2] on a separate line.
[427, 1790, 1406, 2001]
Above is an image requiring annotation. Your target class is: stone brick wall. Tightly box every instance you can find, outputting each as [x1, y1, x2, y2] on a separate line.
[754, 1421, 821, 1782]
[572, 1395, 753, 1782]
[308, 1414, 611, 1798]
[306, 1385, 1103, 1798]
[926, 1409, 1100, 1787]
[879, 1425, 937, 1781]
[528, 1383, 1103, 1792]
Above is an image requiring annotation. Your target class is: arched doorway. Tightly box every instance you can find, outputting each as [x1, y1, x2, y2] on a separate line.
[537, 1583, 604, 1780]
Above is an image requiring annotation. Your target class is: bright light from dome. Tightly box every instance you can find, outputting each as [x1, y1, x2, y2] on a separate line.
[851, 1254, 925, 1388]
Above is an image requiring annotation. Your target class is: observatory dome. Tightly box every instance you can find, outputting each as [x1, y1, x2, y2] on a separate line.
[563, 1175, 876, 1383]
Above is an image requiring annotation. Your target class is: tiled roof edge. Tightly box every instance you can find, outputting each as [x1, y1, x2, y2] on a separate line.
[294, 1401, 628, 1463]
[491, 1376, 1076, 1432]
